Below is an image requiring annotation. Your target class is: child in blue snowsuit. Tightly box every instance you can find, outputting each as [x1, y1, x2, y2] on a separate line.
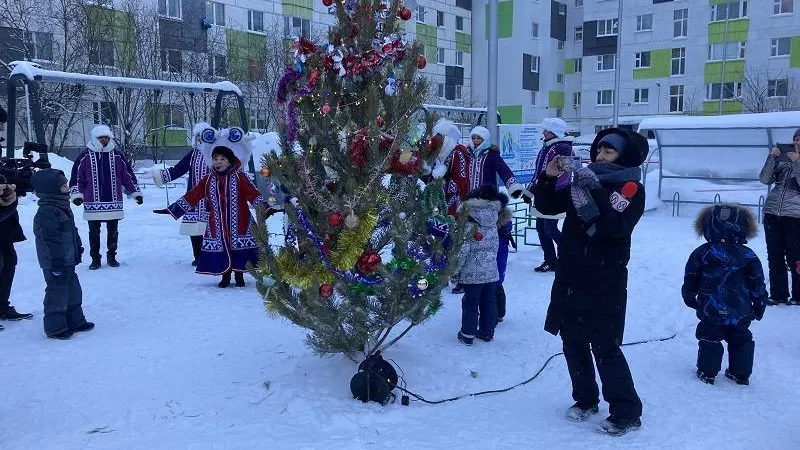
[682, 204, 768, 385]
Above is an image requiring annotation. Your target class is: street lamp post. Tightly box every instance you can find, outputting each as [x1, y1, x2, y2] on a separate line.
[487, 0, 498, 144]
[611, 0, 623, 127]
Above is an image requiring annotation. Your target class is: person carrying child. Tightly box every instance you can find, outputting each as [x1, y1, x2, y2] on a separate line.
[31, 169, 94, 340]
[682, 204, 768, 386]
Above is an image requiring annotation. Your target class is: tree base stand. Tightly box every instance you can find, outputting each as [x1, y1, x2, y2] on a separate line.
[350, 351, 398, 405]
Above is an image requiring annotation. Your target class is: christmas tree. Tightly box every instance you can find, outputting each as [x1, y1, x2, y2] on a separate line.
[253, 0, 465, 360]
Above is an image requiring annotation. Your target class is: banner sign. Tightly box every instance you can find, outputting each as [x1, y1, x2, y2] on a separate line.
[497, 124, 544, 184]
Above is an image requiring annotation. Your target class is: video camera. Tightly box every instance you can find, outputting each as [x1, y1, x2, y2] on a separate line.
[0, 142, 52, 196]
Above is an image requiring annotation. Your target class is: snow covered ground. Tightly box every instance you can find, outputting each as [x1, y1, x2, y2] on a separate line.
[2, 155, 800, 449]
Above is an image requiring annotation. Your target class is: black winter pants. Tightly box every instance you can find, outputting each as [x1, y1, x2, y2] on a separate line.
[88, 220, 119, 259]
[0, 241, 17, 312]
[696, 320, 754, 380]
[561, 318, 642, 420]
[42, 266, 86, 337]
[763, 214, 800, 301]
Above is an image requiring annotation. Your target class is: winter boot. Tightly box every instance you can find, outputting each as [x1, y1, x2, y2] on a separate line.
[457, 331, 474, 346]
[598, 416, 641, 436]
[234, 272, 245, 287]
[496, 284, 506, 323]
[451, 284, 464, 294]
[0, 323, 4, 331]
[48, 330, 74, 340]
[89, 257, 102, 270]
[218, 272, 232, 288]
[475, 332, 493, 342]
[787, 298, 800, 306]
[696, 370, 715, 385]
[534, 260, 556, 273]
[724, 369, 750, 385]
[0, 306, 34, 321]
[565, 403, 600, 422]
[767, 297, 787, 305]
[72, 322, 95, 333]
[107, 253, 120, 268]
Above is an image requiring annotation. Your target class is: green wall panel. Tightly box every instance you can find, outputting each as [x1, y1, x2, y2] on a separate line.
[704, 60, 745, 83]
[565, 59, 574, 74]
[283, 0, 313, 19]
[484, 1, 513, 39]
[416, 23, 438, 48]
[498, 105, 522, 124]
[792, 36, 800, 68]
[632, 48, 671, 79]
[455, 32, 471, 52]
[144, 104, 185, 147]
[227, 29, 267, 81]
[702, 100, 743, 114]
[708, 19, 749, 44]
[87, 6, 137, 71]
[548, 91, 565, 109]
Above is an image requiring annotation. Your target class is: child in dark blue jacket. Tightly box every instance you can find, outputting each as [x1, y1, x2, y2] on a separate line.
[682, 204, 767, 385]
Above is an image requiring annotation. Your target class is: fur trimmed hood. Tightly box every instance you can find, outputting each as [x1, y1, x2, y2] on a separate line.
[189, 122, 213, 147]
[87, 124, 115, 152]
[694, 203, 758, 244]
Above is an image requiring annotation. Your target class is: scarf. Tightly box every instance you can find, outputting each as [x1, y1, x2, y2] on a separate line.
[570, 162, 642, 223]
[37, 192, 73, 217]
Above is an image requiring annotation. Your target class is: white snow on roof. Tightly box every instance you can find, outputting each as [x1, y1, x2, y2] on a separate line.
[8, 60, 242, 95]
[639, 111, 800, 131]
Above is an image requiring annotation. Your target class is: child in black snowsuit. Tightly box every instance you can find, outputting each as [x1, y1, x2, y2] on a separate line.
[31, 169, 94, 340]
[682, 204, 768, 385]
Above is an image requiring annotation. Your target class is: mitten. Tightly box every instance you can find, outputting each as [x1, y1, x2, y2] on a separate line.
[572, 167, 601, 189]
[72, 198, 83, 206]
[135, 195, 143, 205]
[153, 208, 170, 215]
[753, 302, 765, 321]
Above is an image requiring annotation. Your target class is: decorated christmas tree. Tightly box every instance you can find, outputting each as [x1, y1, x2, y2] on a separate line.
[252, 0, 465, 360]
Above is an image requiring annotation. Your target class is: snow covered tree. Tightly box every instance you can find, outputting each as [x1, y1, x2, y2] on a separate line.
[252, 0, 464, 360]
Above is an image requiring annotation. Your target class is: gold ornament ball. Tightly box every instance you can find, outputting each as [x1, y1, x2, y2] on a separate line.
[416, 278, 429, 290]
[345, 213, 359, 229]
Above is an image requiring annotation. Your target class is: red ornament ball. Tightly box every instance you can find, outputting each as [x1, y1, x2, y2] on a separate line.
[474, 231, 484, 241]
[376, 116, 385, 127]
[399, 7, 412, 20]
[319, 283, 334, 298]
[328, 211, 344, 227]
[321, 103, 331, 115]
[357, 251, 382, 275]
[417, 55, 427, 69]
[322, 0, 333, 6]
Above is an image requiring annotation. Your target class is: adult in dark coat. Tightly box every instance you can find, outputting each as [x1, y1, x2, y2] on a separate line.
[533, 127, 649, 436]
[0, 172, 34, 324]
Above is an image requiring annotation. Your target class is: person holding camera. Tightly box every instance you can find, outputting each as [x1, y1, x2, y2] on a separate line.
[524, 117, 574, 273]
[69, 125, 143, 270]
[760, 129, 800, 306]
[533, 128, 648, 436]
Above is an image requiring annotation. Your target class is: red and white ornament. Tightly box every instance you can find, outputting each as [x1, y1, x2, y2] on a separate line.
[321, 103, 331, 115]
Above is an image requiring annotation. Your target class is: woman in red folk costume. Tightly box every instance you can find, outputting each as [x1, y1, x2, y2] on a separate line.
[430, 119, 472, 217]
[155, 127, 273, 288]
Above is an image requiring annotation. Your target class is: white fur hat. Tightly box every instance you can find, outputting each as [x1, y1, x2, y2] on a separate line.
[433, 118, 462, 144]
[540, 117, 568, 138]
[199, 126, 253, 169]
[470, 125, 491, 143]
[189, 122, 213, 146]
[91, 124, 114, 140]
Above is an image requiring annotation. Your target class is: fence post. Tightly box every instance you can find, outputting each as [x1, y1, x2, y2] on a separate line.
[672, 191, 680, 217]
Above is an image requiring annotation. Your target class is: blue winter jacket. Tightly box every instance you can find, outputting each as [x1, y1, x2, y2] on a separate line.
[682, 205, 768, 325]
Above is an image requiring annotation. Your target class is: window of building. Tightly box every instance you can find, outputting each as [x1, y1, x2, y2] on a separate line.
[205, 1, 225, 26]
[575, 26, 583, 42]
[574, 57, 583, 73]
[436, 10, 444, 27]
[674, 8, 688, 37]
[163, 104, 185, 128]
[710, 1, 747, 21]
[557, 73, 564, 84]
[530, 91, 537, 105]
[456, 16, 464, 31]
[530, 55, 540, 72]
[89, 39, 115, 66]
[208, 54, 226, 77]
[771, 37, 791, 56]
[437, 47, 445, 64]
[455, 51, 464, 66]
[706, 82, 742, 100]
[707, 42, 746, 60]
[768, 78, 789, 97]
[417, 6, 426, 22]
[596, 89, 614, 105]
[595, 125, 612, 133]
[92, 101, 117, 125]
[597, 54, 615, 71]
[454, 85, 462, 100]
[669, 84, 684, 112]
[557, 40, 565, 50]
[160, 49, 182, 73]
[597, 18, 618, 37]
[558, 3, 566, 15]
[284, 16, 310, 38]
[573, 91, 582, 107]
[575, 0, 583, 6]
[26, 31, 53, 61]
[774, 0, 794, 14]
[671, 47, 685, 75]
[159, 0, 182, 19]
[248, 10, 264, 32]
[250, 109, 268, 131]
[634, 51, 651, 68]
[636, 13, 653, 31]
[634, 88, 649, 103]
[532, 22, 539, 38]
[437, 82, 445, 98]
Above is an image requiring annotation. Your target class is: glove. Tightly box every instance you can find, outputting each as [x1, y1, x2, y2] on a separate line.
[135, 196, 143, 205]
[572, 167, 601, 189]
[153, 208, 170, 215]
[753, 302, 765, 321]
[72, 198, 83, 206]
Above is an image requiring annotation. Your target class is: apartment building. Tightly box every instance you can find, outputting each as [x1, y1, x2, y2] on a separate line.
[470, 0, 800, 134]
[0, 0, 473, 152]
